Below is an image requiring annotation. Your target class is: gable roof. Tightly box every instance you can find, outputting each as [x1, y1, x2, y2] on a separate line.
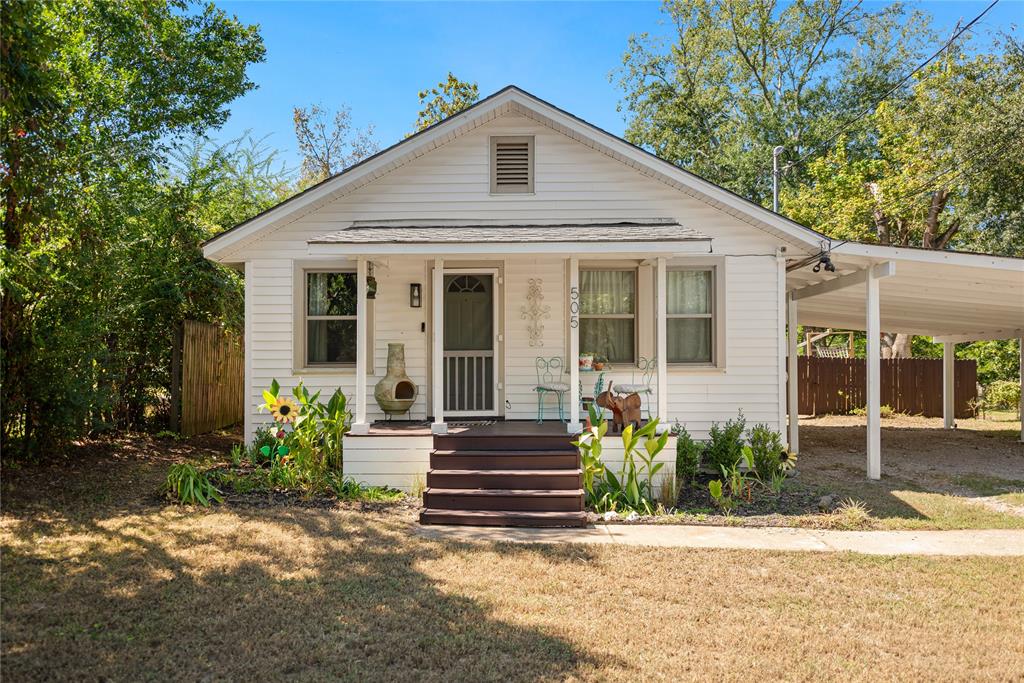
[203, 85, 830, 261]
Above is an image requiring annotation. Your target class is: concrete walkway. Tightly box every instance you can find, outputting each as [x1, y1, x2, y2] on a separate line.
[416, 523, 1024, 556]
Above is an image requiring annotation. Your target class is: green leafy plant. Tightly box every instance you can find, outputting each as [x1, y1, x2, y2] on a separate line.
[984, 380, 1021, 412]
[248, 426, 278, 466]
[230, 444, 244, 467]
[165, 463, 223, 506]
[573, 405, 610, 509]
[704, 411, 746, 472]
[672, 422, 704, 486]
[708, 479, 735, 515]
[747, 423, 785, 483]
[327, 474, 404, 502]
[573, 406, 668, 515]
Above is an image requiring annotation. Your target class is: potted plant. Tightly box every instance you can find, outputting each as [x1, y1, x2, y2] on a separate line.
[579, 352, 595, 370]
[592, 354, 608, 371]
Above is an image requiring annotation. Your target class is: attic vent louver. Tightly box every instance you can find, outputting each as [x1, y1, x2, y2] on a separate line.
[490, 136, 534, 194]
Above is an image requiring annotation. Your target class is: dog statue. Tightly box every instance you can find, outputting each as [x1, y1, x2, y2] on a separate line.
[595, 381, 643, 433]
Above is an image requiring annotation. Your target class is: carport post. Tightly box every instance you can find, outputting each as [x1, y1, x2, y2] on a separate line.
[866, 271, 881, 480]
[943, 342, 956, 430]
[787, 292, 799, 453]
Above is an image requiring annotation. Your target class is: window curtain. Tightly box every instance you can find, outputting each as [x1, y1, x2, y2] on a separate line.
[307, 272, 357, 363]
[667, 270, 709, 314]
[667, 270, 712, 363]
[580, 270, 634, 314]
[580, 270, 635, 363]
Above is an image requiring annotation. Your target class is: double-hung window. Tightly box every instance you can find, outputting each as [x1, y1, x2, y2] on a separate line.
[667, 268, 714, 364]
[580, 269, 636, 364]
[305, 271, 357, 365]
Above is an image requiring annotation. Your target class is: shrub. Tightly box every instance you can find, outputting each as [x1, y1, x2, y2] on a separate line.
[830, 498, 874, 530]
[165, 463, 223, 506]
[851, 404, 895, 418]
[704, 412, 746, 472]
[673, 423, 704, 486]
[248, 426, 278, 465]
[747, 423, 784, 482]
[984, 380, 1021, 411]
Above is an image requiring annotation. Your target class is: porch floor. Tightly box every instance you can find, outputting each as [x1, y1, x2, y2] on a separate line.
[363, 419, 578, 438]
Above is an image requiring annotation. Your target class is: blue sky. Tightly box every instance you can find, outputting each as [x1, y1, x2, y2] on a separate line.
[213, 1, 1022, 173]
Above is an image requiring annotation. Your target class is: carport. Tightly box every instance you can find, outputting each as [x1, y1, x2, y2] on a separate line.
[785, 242, 1024, 479]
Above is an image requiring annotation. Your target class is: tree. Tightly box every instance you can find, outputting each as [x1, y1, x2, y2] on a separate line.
[1, 0, 266, 454]
[413, 73, 480, 132]
[782, 43, 1024, 357]
[616, 0, 930, 204]
[293, 104, 379, 188]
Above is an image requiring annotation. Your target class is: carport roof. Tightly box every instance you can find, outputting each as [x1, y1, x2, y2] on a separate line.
[786, 242, 1024, 341]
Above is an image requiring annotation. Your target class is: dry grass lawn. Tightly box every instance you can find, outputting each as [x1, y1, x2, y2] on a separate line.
[3, 433, 1024, 681]
[795, 413, 1024, 530]
[4, 506, 1024, 681]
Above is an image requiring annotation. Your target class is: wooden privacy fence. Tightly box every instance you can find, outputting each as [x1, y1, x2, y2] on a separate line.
[170, 321, 244, 436]
[795, 357, 977, 418]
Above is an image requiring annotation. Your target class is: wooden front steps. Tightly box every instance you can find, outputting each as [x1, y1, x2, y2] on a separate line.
[419, 427, 586, 528]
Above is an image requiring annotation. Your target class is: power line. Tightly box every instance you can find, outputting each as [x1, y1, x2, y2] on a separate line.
[773, 0, 1000, 177]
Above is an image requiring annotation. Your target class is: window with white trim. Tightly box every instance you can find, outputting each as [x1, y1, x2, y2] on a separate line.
[667, 268, 714, 364]
[580, 268, 636, 364]
[305, 271, 357, 365]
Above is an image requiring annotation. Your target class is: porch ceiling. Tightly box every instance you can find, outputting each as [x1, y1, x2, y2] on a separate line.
[786, 243, 1024, 340]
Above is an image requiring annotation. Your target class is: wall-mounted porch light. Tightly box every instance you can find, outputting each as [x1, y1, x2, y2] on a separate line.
[410, 283, 422, 308]
[366, 263, 378, 299]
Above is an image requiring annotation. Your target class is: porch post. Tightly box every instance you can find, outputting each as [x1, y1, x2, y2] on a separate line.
[866, 271, 881, 480]
[786, 292, 799, 454]
[656, 257, 668, 429]
[568, 257, 581, 433]
[943, 341, 956, 430]
[351, 256, 369, 434]
[1019, 337, 1023, 443]
[431, 258, 446, 435]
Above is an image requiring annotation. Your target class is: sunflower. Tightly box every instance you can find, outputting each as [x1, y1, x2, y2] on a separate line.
[778, 449, 798, 471]
[271, 397, 299, 423]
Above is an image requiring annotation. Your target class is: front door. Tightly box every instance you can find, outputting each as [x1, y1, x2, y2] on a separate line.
[443, 273, 496, 415]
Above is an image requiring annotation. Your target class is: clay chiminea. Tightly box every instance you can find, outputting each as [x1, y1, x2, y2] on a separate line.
[374, 343, 417, 418]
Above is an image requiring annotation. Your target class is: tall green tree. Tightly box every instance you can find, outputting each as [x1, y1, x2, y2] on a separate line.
[1, 0, 265, 454]
[413, 73, 480, 132]
[616, 0, 930, 204]
[292, 104, 379, 188]
[783, 43, 1024, 357]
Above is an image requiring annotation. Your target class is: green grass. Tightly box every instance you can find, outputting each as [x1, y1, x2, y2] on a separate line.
[953, 473, 1024, 497]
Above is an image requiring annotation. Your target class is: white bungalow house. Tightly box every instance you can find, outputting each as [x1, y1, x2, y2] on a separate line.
[203, 86, 1024, 525]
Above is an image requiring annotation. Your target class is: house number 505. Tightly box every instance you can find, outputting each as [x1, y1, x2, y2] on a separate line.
[569, 286, 579, 329]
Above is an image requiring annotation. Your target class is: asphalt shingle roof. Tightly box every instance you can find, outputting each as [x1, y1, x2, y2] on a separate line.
[309, 220, 709, 244]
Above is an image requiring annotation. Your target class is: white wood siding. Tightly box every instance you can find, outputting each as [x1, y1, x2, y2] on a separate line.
[238, 112, 786, 465]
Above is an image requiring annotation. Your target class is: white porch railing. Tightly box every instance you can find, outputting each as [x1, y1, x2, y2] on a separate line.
[444, 351, 495, 414]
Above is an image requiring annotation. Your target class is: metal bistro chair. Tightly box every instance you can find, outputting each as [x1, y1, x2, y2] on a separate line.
[613, 356, 656, 420]
[534, 357, 570, 423]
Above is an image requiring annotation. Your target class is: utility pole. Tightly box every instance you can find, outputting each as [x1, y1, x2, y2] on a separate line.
[772, 145, 785, 212]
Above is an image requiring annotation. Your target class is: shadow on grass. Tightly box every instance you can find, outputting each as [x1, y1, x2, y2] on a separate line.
[1, 504, 605, 681]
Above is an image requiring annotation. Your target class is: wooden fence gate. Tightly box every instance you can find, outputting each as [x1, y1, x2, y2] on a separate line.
[795, 357, 977, 418]
[170, 321, 244, 436]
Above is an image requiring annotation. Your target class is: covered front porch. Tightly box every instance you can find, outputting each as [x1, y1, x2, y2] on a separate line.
[306, 220, 717, 437]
